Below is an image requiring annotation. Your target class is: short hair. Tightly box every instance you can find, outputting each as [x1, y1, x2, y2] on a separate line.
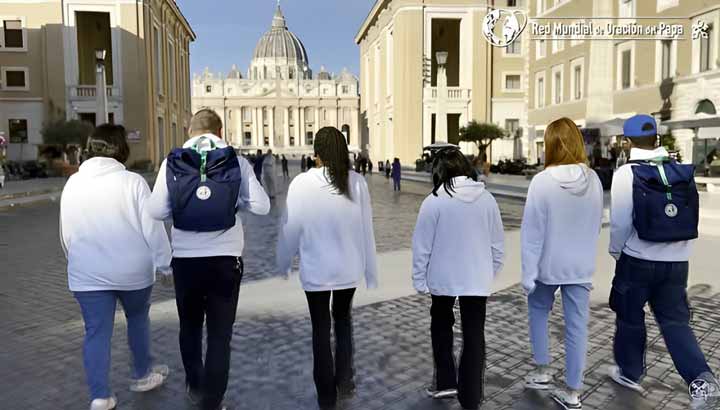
[544, 117, 588, 167]
[190, 108, 222, 136]
[85, 124, 130, 164]
[626, 135, 657, 149]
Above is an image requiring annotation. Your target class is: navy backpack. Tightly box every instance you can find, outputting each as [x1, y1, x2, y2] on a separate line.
[166, 137, 242, 232]
[631, 160, 699, 242]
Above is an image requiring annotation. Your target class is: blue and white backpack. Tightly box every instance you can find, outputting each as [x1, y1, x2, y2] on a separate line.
[631, 159, 699, 242]
[166, 137, 242, 232]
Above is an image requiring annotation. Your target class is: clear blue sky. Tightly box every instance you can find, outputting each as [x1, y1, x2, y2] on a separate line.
[175, 0, 376, 78]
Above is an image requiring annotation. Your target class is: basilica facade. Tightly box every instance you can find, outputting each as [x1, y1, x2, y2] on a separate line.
[191, 5, 361, 155]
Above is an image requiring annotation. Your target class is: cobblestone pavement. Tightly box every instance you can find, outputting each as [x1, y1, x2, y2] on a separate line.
[2, 165, 718, 410]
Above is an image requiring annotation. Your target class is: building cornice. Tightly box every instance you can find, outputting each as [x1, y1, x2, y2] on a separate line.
[355, 0, 391, 44]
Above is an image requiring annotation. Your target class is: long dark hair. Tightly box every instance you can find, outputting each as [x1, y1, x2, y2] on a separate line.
[431, 147, 477, 197]
[314, 126, 351, 199]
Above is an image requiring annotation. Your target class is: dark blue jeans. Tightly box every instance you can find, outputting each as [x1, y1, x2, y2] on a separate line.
[610, 254, 711, 385]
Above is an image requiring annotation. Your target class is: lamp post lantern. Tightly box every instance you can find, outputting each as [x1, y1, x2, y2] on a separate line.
[95, 48, 109, 126]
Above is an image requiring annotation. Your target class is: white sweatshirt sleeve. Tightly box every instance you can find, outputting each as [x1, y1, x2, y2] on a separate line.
[136, 177, 172, 272]
[411, 198, 437, 294]
[359, 178, 379, 289]
[609, 166, 634, 260]
[520, 179, 546, 294]
[237, 156, 270, 215]
[489, 197, 505, 276]
[276, 178, 301, 276]
[146, 159, 172, 221]
[59, 180, 74, 259]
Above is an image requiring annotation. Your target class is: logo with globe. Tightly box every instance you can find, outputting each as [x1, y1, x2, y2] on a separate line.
[690, 376, 720, 402]
[482, 8, 528, 48]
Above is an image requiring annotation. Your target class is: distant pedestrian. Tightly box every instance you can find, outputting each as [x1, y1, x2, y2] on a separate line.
[385, 160, 391, 179]
[521, 118, 604, 410]
[301, 154, 307, 172]
[277, 126, 378, 410]
[412, 145, 504, 410]
[253, 148, 264, 183]
[368, 159, 373, 175]
[360, 156, 368, 176]
[263, 149, 277, 199]
[281, 154, 289, 178]
[306, 155, 314, 171]
[607, 115, 718, 407]
[147, 109, 271, 410]
[391, 158, 401, 191]
[60, 124, 172, 410]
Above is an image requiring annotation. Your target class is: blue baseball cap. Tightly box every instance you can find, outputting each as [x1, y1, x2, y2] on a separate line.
[623, 114, 657, 138]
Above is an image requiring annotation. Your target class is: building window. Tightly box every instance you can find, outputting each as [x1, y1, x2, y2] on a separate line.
[696, 99, 717, 115]
[3, 20, 23, 48]
[289, 67, 295, 79]
[153, 26, 163, 95]
[2, 67, 28, 90]
[504, 74, 521, 91]
[205, 85, 212, 93]
[619, 0, 635, 19]
[700, 23, 713, 72]
[552, 39, 564, 54]
[620, 48, 632, 89]
[535, 72, 545, 108]
[571, 59, 584, 100]
[661, 40, 672, 79]
[508, 0, 518, 6]
[306, 131, 314, 145]
[244, 132, 252, 146]
[289, 136, 295, 146]
[342, 85, 349, 94]
[552, 65, 563, 104]
[8, 119, 28, 143]
[505, 119, 520, 137]
[242, 107, 252, 122]
[506, 37, 521, 55]
[536, 39, 546, 59]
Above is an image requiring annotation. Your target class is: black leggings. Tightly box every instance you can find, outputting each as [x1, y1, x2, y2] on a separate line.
[305, 288, 356, 407]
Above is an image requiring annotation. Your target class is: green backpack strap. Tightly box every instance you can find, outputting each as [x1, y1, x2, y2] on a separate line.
[649, 158, 672, 201]
[190, 136, 217, 182]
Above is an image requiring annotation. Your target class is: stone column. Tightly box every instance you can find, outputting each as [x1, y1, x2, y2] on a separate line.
[299, 106, 305, 146]
[295, 106, 302, 146]
[251, 107, 259, 148]
[255, 107, 263, 147]
[314, 107, 320, 145]
[268, 107, 275, 149]
[284, 107, 291, 148]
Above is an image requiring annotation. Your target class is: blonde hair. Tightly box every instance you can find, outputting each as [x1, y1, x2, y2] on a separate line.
[544, 117, 588, 167]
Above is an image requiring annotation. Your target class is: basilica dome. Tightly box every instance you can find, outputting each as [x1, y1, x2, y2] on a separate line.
[252, 4, 308, 68]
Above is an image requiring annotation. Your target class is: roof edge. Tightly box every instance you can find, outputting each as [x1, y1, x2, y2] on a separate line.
[354, 0, 390, 44]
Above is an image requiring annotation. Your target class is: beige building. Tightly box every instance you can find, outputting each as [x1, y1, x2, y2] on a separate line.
[191, 5, 361, 156]
[0, 0, 195, 166]
[356, 0, 528, 165]
[527, 0, 720, 166]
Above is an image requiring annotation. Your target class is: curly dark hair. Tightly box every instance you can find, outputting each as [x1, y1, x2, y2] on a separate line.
[431, 147, 477, 197]
[314, 126, 351, 199]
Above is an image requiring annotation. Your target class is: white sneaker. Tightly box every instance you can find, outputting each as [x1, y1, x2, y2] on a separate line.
[690, 372, 720, 410]
[525, 365, 553, 390]
[551, 387, 582, 410]
[607, 365, 644, 394]
[129, 366, 167, 392]
[424, 387, 458, 399]
[90, 396, 117, 410]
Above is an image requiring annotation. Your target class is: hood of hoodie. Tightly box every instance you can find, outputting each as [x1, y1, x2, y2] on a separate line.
[629, 146, 669, 162]
[438, 176, 486, 203]
[182, 133, 228, 151]
[78, 157, 126, 177]
[547, 164, 592, 196]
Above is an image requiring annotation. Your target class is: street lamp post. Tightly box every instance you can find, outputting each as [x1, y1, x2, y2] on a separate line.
[95, 49, 109, 126]
[435, 51, 449, 143]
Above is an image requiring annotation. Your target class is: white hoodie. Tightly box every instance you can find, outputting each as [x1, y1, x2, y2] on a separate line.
[276, 167, 378, 291]
[60, 157, 172, 292]
[609, 147, 693, 261]
[521, 164, 604, 293]
[146, 134, 271, 258]
[412, 177, 505, 296]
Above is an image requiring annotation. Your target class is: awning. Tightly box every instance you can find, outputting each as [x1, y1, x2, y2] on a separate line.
[697, 126, 720, 140]
[661, 115, 720, 130]
[585, 117, 668, 137]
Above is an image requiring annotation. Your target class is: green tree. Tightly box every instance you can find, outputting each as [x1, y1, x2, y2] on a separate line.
[41, 119, 93, 165]
[459, 120, 507, 158]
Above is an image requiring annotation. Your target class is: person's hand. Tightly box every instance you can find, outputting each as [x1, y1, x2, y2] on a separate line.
[157, 267, 173, 287]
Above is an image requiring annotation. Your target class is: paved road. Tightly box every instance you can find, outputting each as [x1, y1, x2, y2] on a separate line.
[1, 166, 718, 410]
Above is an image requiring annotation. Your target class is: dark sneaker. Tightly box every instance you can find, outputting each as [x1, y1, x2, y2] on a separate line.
[337, 380, 357, 398]
[690, 372, 720, 410]
[186, 385, 202, 406]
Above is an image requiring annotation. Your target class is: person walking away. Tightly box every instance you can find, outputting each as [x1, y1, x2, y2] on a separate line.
[277, 126, 378, 410]
[385, 160, 391, 179]
[281, 154, 289, 178]
[368, 158, 373, 175]
[147, 109, 271, 410]
[391, 158, 402, 191]
[301, 154, 307, 172]
[60, 124, 172, 410]
[412, 145, 504, 410]
[360, 156, 368, 176]
[263, 149, 277, 199]
[607, 114, 718, 409]
[521, 118, 604, 410]
[253, 149, 264, 184]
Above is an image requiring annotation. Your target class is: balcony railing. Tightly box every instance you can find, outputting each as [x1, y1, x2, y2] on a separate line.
[68, 85, 119, 99]
[426, 87, 472, 100]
